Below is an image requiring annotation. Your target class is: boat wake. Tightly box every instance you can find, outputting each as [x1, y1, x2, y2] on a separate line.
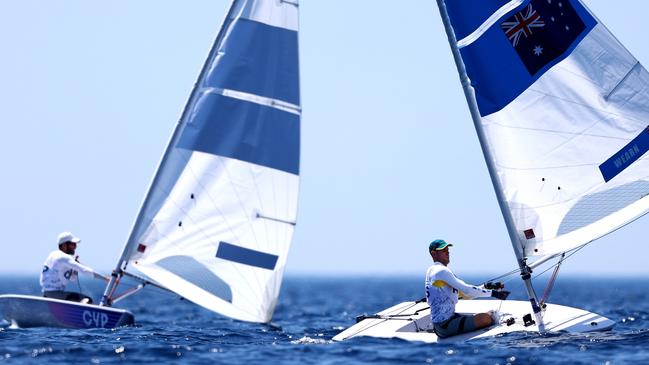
[290, 336, 332, 345]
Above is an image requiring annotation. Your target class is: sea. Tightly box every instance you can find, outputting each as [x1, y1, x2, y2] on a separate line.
[0, 275, 647, 364]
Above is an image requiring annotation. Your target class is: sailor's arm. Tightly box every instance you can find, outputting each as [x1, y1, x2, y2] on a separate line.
[437, 268, 492, 299]
[63, 256, 109, 281]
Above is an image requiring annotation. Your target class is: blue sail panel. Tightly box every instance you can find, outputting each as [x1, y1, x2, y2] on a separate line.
[176, 93, 300, 175]
[455, 0, 596, 116]
[446, 0, 512, 40]
[216, 242, 278, 270]
[205, 18, 299, 105]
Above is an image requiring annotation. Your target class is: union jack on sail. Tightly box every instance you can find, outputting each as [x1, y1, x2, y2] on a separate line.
[501, 4, 545, 47]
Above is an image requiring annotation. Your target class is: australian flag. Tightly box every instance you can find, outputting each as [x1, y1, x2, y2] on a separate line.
[452, 0, 595, 116]
[501, 0, 587, 76]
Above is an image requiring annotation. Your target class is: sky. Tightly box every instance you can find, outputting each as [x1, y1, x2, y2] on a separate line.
[0, 1, 648, 278]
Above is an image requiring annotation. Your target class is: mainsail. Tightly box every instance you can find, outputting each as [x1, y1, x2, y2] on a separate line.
[102, 0, 301, 323]
[440, 0, 649, 258]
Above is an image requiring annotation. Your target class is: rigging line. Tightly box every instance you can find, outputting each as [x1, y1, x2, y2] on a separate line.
[497, 162, 602, 171]
[219, 157, 263, 256]
[540, 253, 565, 304]
[140, 165, 263, 307]
[484, 120, 630, 142]
[217, 158, 267, 297]
[523, 87, 649, 126]
[246, 163, 271, 255]
[531, 245, 587, 281]
[493, 156, 649, 171]
[244, 163, 275, 313]
[181, 155, 243, 244]
[486, 267, 522, 284]
[486, 114, 642, 174]
[344, 302, 424, 339]
[269, 167, 279, 266]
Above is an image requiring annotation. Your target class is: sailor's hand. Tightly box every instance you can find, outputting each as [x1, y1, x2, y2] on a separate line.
[491, 290, 510, 300]
[484, 281, 504, 290]
[94, 272, 110, 282]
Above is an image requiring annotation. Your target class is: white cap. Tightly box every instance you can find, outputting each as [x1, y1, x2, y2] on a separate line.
[57, 232, 81, 246]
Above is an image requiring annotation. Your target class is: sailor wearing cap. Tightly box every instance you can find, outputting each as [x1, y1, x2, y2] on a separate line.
[39, 232, 107, 304]
[425, 239, 510, 338]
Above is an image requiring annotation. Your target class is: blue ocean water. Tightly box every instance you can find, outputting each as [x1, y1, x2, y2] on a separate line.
[0, 275, 647, 364]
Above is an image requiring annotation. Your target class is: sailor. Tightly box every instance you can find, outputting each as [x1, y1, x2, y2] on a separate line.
[40, 232, 108, 304]
[425, 239, 510, 338]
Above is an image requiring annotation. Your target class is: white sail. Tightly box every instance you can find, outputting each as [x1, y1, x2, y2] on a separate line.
[443, 0, 649, 257]
[110, 0, 300, 323]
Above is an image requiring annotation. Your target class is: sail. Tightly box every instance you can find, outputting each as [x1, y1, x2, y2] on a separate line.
[442, 0, 649, 257]
[116, 0, 300, 323]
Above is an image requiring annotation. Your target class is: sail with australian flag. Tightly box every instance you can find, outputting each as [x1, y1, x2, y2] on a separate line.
[444, 0, 649, 258]
[332, 0, 649, 342]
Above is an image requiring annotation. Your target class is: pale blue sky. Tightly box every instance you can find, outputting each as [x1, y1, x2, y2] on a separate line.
[0, 1, 647, 277]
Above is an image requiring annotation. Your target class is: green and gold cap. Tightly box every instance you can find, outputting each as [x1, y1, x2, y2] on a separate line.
[429, 239, 453, 252]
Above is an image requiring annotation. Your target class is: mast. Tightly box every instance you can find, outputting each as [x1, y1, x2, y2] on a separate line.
[100, 0, 240, 306]
[435, 0, 545, 332]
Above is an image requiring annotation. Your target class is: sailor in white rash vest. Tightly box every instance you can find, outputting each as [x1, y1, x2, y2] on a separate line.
[425, 239, 510, 338]
[40, 232, 108, 303]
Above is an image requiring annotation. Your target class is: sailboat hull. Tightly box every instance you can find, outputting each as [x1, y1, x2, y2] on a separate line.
[0, 294, 134, 329]
[332, 299, 615, 343]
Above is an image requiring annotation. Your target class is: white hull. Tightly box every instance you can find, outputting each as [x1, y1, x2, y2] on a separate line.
[0, 294, 135, 329]
[332, 299, 615, 343]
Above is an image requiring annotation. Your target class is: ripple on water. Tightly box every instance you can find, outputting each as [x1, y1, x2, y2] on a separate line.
[0, 276, 648, 364]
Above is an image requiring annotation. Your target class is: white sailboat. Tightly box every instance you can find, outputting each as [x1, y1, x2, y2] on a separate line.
[334, 0, 649, 342]
[0, 0, 301, 328]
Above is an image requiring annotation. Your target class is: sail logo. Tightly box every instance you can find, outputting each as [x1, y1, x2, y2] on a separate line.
[501, 0, 588, 76]
[613, 145, 641, 169]
[82, 310, 109, 328]
[501, 4, 545, 48]
[600, 127, 649, 182]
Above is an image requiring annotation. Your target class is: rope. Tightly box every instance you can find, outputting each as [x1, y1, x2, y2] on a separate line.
[532, 244, 587, 280]
[540, 253, 564, 304]
[486, 267, 521, 284]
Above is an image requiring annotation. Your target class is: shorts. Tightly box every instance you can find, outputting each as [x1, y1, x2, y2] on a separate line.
[43, 290, 93, 304]
[433, 313, 478, 338]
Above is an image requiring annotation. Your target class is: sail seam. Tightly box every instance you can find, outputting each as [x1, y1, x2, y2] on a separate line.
[280, 0, 298, 7]
[203, 87, 301, 115]
[456, 0, 526, 49]
[604, 61, 641, 101]
[216, 156, 267, 302]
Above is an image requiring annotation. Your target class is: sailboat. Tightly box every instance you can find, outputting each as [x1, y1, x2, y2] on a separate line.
[334, 0, 649, 342]
[0, 0, 301, 328]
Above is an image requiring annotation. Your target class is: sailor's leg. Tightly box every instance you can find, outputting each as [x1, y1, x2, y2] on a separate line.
[473, 312, 493, 329]
[43, 290, 72, 300]
[64, 292, 83, 302]
[434, 312, 493, 338]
